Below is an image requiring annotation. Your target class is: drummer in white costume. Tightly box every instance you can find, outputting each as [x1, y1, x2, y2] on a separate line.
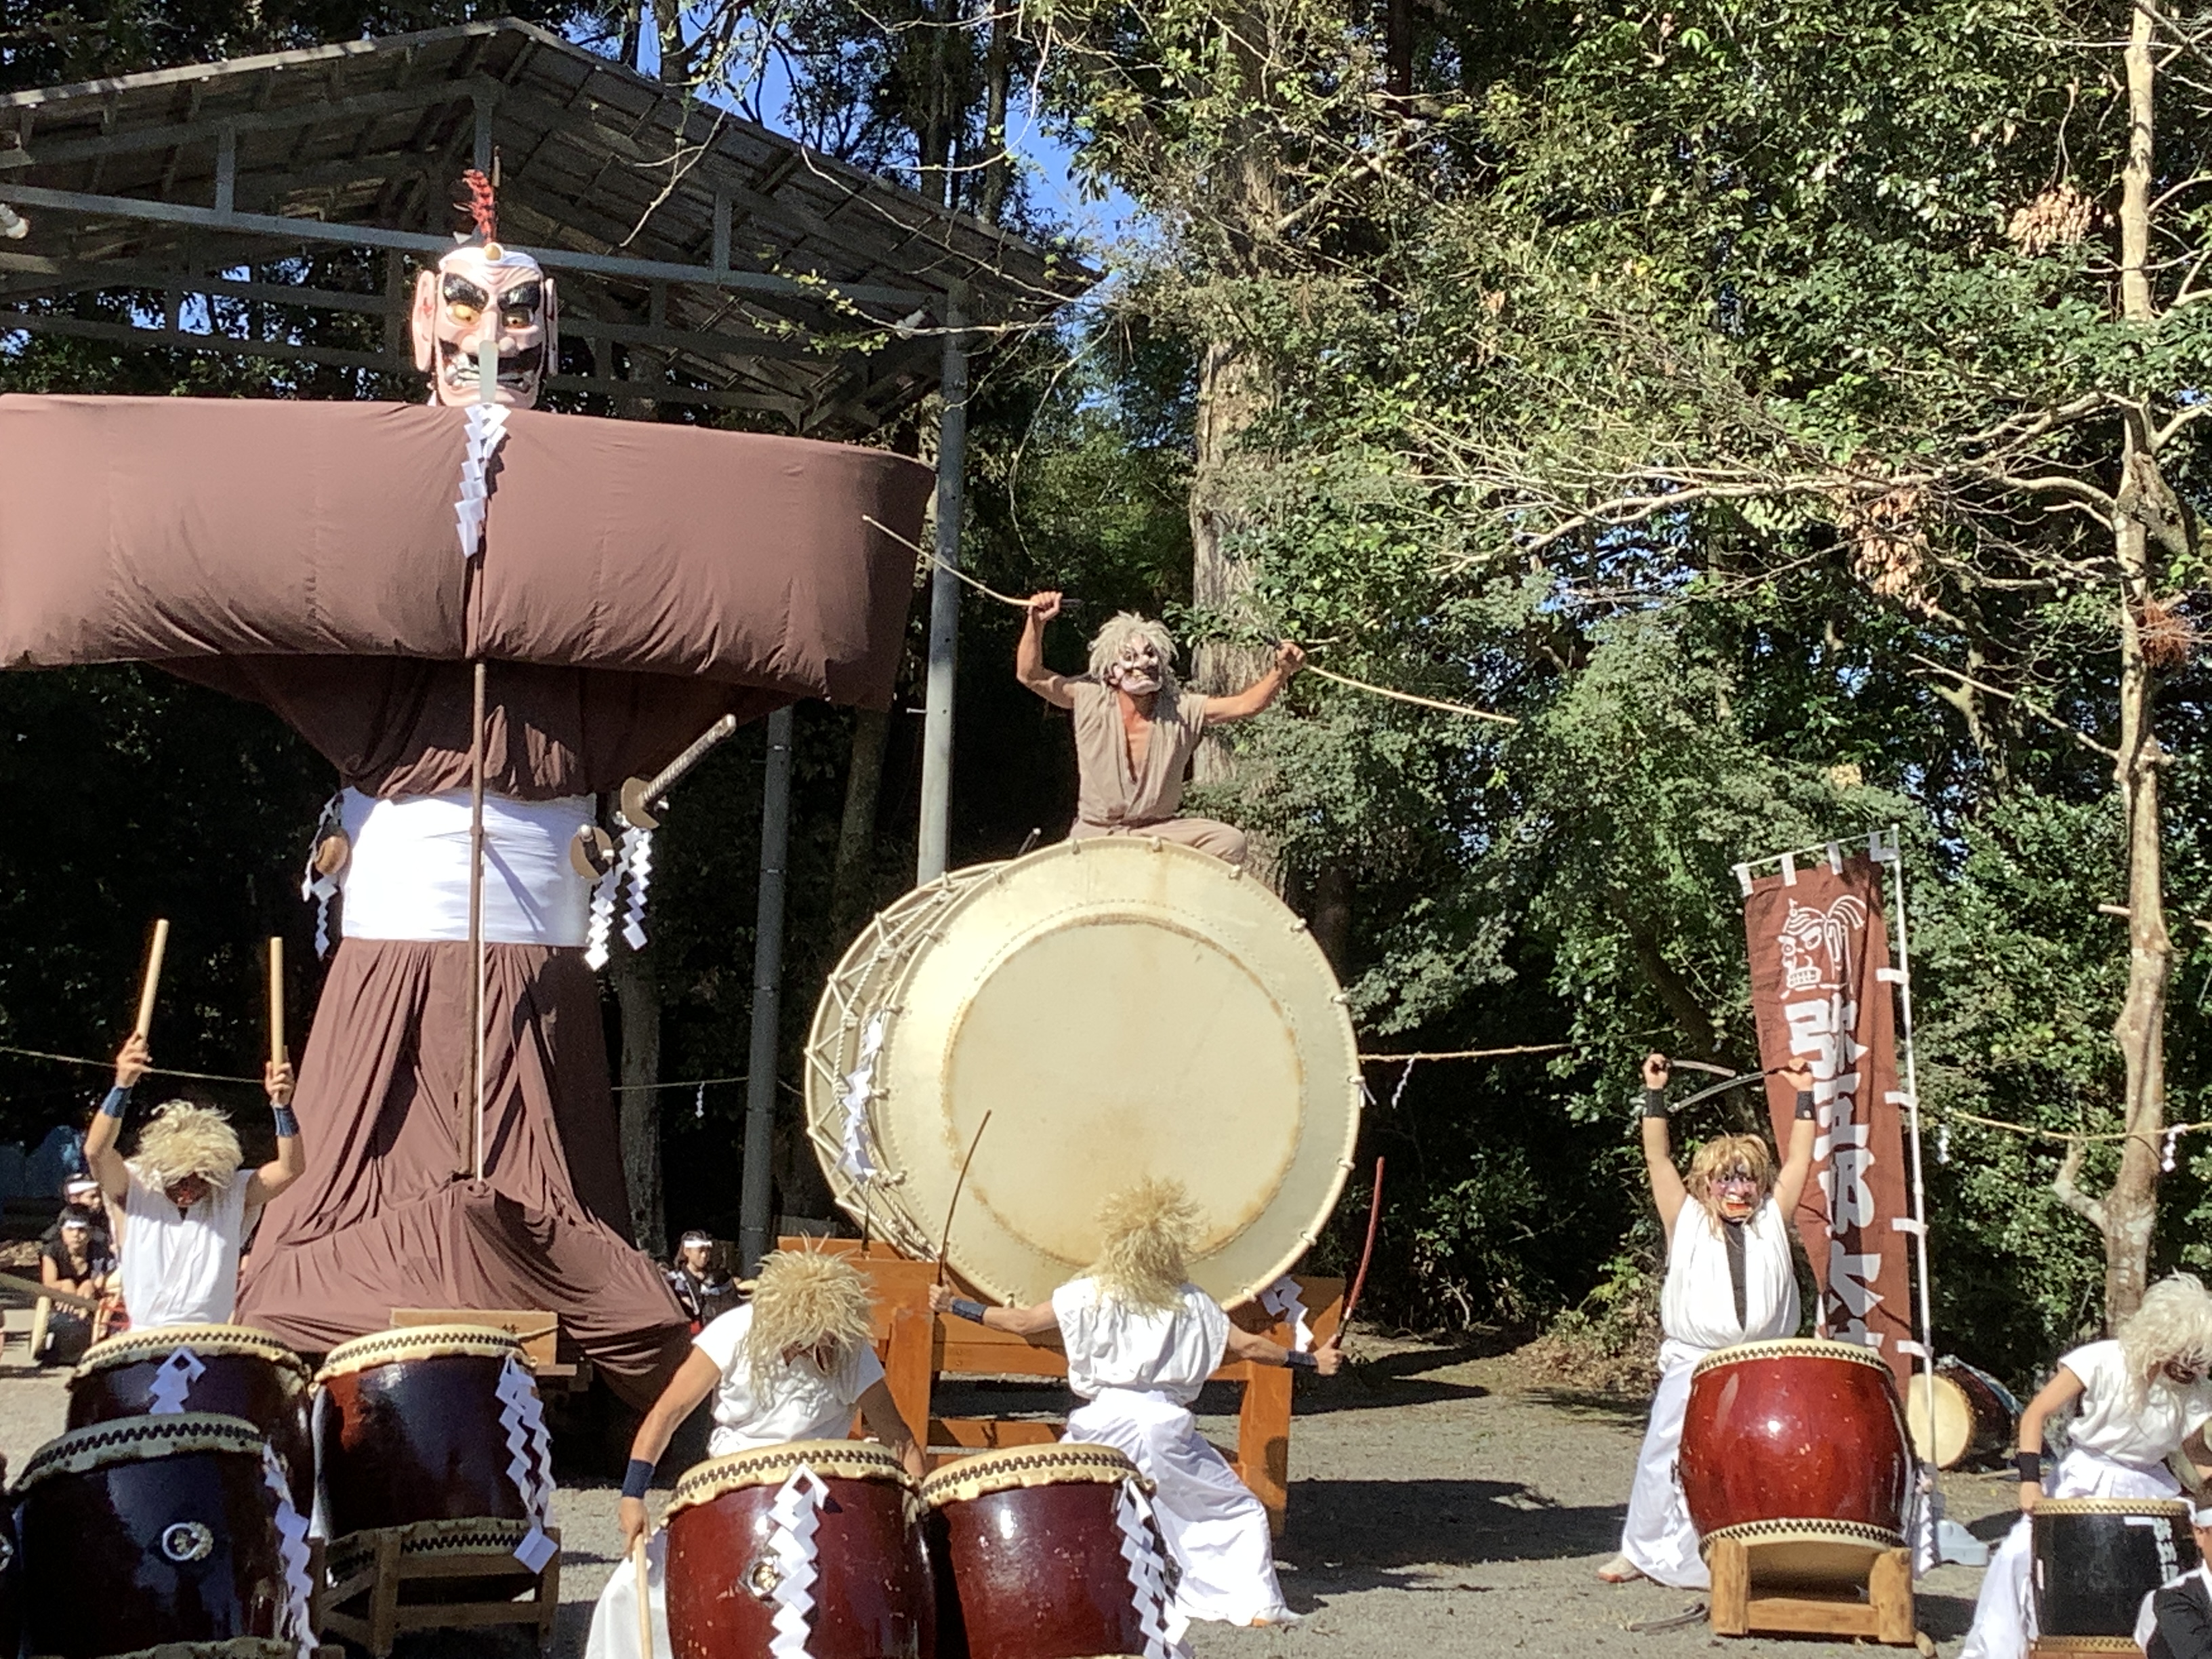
[1960, 1273, 2212, 1659]
[932, 1177, 1340, 1626]
[1599, 1051, 1816, 1587]
[588, 1250, 923, 1659]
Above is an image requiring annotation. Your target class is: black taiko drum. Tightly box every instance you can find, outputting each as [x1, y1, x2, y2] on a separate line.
[922, 1443, 1169, 1659]
[2032, 1497, 2198, 1650]
[17, 1412, 306, 1659]
[69, 1322, 315, 1515]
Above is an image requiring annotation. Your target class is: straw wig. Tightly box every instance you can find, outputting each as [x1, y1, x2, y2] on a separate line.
[1685, 1133, 1776, 1234]
[1086, 612, 1179, 682]
[127, 1101, 243, 1191]
[2118, 1272, 2212, 1402]
[745, 1248, 876, 1387]
[1090, 1177, 1201, 1311]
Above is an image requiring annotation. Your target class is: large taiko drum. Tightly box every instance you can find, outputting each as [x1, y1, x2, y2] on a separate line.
[17, 1413, 310, 1659]
[1679, 1339, 1912, 1579]
[69, 1323, 315, 1515]
[805, 839, 1363, 1307]
[665, 1439, 933, 1659]
[2032, 1498, 2198, 1650]
[922, 1443, 1172, 1659]
[1903, 1357, 2020, 1470]
[313, 1325, 550, 1544]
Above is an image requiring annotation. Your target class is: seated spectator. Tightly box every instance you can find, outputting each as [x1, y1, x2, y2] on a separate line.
[33, 1211, 115, 1365]
[667, 1230, 737, 1333]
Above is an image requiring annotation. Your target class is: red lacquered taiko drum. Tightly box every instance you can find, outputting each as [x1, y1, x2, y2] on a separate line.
[1679, 1338, 1912, 1580]
[313, 1325, 546, 1539]
[69, 1324, 315, 1517]
[665, 1439, 933, 1659]
[922, 1443, 1170, 1659]
[17, 1413, 309, 1659]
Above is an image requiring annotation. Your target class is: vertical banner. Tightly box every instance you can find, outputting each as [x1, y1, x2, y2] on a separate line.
[1743, 852, 1914, 1388]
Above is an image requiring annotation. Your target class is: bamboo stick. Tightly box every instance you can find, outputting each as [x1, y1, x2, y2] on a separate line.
[133, 918, 169, 1040]
[268, 936, 286, 1067]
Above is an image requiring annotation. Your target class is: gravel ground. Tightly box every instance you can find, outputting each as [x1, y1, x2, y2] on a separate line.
[0, 1336, 2022, 1657]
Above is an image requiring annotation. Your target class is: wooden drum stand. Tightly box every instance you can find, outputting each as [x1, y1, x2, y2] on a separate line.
[1706, 1537, 1925, 1649]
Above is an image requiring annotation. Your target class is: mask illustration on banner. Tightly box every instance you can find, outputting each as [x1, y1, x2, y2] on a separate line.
[411, 169, 558, 409]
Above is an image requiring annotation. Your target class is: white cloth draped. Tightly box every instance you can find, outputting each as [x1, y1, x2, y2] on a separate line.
[117, 1174, 251, 1328]
[1659, 1198, 1799, 1350]
[1052, 1278, 1229, 1406]
[584, 1532, 670, 1659]
[1067, 1388, 1291, 1629]
[1618, 1337, 1712, 1589]
[1959, 1447, 2183, 1659]
[337, 787, 592, 947]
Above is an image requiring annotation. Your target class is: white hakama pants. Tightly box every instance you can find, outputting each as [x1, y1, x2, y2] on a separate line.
[1959, 1448, 2180, 1659]
[1068, 1387, 1294, 1626]
[584, 1532, 670, 1659]
[1619, 1338, 1711, 1589]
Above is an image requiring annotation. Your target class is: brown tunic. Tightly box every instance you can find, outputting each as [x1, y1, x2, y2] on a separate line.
[1068, 676, 1210, 830]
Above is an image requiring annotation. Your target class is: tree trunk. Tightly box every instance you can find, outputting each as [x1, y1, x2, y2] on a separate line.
[978, 3, 1012, 226]
[1189, 337, 1272, 782]
[830, 708, 890, 937]
[1312, 862, 1353, 975]
[610, 945, 666, 1257]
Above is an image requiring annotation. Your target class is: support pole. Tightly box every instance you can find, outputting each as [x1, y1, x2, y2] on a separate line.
[464, 331, 496, 1181]
[738, 705, 796, 1273]
[1879, 825, 1940, 1540]
[916, 289, 969, 885]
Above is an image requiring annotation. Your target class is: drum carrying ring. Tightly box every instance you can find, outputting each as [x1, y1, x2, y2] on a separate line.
[745, 1557, 781, 1601]
[161, 1521, 216, 1564]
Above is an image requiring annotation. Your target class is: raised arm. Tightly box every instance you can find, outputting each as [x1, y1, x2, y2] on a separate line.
[1204, 642, 1305, 725]
[1639, 1052, 1689, 1233]
[84, 1035, 149, 1204]
[927, 1281, 1059, 1337]
[1017, 592, 1077, 709]
[244, 1059, 304, 1206]
[1770, 1058, 1818, 1216]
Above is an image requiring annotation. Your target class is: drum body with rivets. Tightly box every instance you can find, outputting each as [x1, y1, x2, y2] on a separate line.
[312, 1324, 542, 1539]
[805, 839, 1363, 1307]
[68, 1323, 315, 1515]
[17, 1413, 303, 1659]
[665, 1439, 933, 1659]
[2032, 1498, 2198, 1650]
[1679, 1338, 1913, 1581]
[1903, 1357, 2020, 1470]
[922, 1443, 1164, 1659]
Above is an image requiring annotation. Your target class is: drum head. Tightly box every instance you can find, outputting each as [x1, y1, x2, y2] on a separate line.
[807, 839, 1363, 1307]
[1902, 1372, 1971, 1467]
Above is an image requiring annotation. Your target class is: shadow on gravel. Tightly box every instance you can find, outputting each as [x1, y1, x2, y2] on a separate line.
[1515, 1387, 1650, 1429]
[1278, 1475, 1626, 1574]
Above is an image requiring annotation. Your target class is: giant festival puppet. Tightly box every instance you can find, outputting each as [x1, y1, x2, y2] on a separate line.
[0, 174, 930, 1401]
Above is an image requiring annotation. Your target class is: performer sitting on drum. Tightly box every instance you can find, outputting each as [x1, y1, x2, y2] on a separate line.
[616, 1247, 922, 1551]
[84, 1033, 302, 1329]
[930, 1176, 1338, 1627]
[2137, 1503, 2212, 1658]
[1599, 1050, 1816, 1587]
[1017, 594, 1303, 867]
[1960, 1272, 2212, 1659]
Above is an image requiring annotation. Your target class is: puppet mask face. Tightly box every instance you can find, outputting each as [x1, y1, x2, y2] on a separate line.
[1105, 634, 1164, 696]
[1713, 1167, 1761, 1221]
[412, 245, 556, 407]
[2165, 1357, 2207, 1387]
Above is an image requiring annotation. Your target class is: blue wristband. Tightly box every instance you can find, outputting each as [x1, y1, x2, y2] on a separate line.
[1284, 1349, 1319, 1372]
[98, 1085, 131, 1120]
[271, 1105, 300, 1138]
[621, 1458, 654, 1500]
[948, 1297, 987, 1324]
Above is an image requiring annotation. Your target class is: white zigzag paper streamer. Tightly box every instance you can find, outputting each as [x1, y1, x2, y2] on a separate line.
[838, 1013, 887, 1182]
[766, 1465, 830, 1659]
[619, 827, 654, 951]
[146, 1347, 205, 1414]
[495, 1354, 559, 1572]
[455, 403, 510, 558]
[1258, 1277, 1314, 1353]
[261, 1442, 317, 1659]
[1115, 1479, 1187, 1659]
[299, 793, 344, 959]
[584, 853, 623, 970]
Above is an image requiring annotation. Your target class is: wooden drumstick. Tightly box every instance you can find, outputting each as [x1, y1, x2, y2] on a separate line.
[133, 918, 169, 1040]
[268, 936, 287, 1067]
[1340, 1156, 1385, 1332]
[936, 1110, 992, 1286]
[633, 1532, 653, 1658]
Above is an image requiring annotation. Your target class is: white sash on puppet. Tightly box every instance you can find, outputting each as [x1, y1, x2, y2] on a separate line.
[586, 1530, 671, 1659]
[1617, 1337, 1712, 1590]
[336, 787, 593, 947]
[1066, 1386, 1293, 1629]
[1961, 1446, 2184, 1659]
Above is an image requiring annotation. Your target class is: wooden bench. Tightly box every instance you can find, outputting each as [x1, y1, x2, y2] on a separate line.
[800, 1240, 1343, 1536]
[388, 1307, 590, 1391]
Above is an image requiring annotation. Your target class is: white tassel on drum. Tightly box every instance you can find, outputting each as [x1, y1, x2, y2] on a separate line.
[766, 1465, 832, 1659]
[620, 827, 654, 951]
[146, 1347, 206, 1414]
[262, 1441, 318, 1659]
[838, 1013, 888, 1183]
[300, 794, 344, 959]
[1258, 1278, 1314, 1353]
[1115, 1478, 1189, 1659]
[496, 1354, 559, 1573]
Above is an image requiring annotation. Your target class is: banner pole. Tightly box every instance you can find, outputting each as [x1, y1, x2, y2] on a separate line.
[1881, 824, 1942, 1562]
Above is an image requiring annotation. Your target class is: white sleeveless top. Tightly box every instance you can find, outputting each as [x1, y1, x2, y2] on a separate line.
[1660, 1196, 1799, 1350]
